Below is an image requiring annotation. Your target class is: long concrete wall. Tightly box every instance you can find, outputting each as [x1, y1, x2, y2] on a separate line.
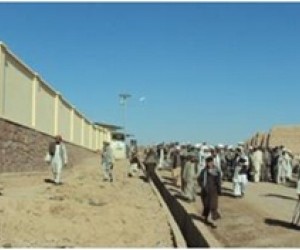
[0, 42, 110, 152]
[0, 117, 96, 173]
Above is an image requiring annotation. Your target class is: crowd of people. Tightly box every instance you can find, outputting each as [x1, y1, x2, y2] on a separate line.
[142, 142, 300, 228]
[44, 137, 300, 228]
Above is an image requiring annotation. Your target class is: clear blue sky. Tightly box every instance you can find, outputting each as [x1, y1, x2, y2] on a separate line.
[1, 3, 300, 145]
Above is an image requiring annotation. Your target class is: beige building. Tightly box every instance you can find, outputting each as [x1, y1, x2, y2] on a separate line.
[0, 41, 116, 151]
[245, 125, 300, 155]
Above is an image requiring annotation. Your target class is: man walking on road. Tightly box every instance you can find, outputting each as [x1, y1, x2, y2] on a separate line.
[101, 142, 114, 182]
[144, 148, 158, 182]
[182, 153, 197, 202]
[171, 145, 182, 188]
[198, 156, 222, 228]
[48, 135, 68, 185]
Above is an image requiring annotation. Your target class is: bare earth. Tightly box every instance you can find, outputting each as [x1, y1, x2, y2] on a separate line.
[158, 168, 300, 247]
[0, 157, 173, 248]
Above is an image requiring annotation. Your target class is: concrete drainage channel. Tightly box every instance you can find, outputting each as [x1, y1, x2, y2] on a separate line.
[141, 161, 220, 248]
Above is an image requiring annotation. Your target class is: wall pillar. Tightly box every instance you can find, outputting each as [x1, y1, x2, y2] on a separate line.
[31, 74, 38, 128]
[89, 125, 92, 149]
[81, 118, 85, 146]
[0, 42, 6, 116]
[96, 128, 100, 150]
[53, 92, 60, 136]
[70, 107, 75, 142]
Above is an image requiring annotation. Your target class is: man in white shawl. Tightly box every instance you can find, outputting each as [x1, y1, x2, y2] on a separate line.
[212, 146, 223, 179]
[277, 149, 292, 184]
[252, 147, 263, 183]
[285, 149, 293, 181]
[48, 135, 68, 185]
[157, 144, 165, 170]
[233, 157, 248, 198]
[182, 153, 197, 202]
[197, 145, 211, 176]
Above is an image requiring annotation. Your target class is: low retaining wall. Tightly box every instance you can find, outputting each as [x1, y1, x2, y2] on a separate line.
[142, 161, 219, 248]
[0, 118, 97, 173]
[150, 171, 209, 247]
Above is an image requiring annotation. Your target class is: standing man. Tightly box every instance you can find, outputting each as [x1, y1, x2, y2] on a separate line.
[212, 146, 223, 178]
[232, 158, 248, 198]
[157, 144, 165, 170]
[197, 157, 222, 228]
[144, 147, 158, 182]
[277, 149, 290, 184]
[128, 150, 139, 177]
[252, 147, 263, 183]
[270, 147, 279, 183]
[127, 141, 139, 177]
[262, 147, 272, 182]
[101, 142, 114, 182]
[171, 145, 182, 188]
[48, 135, 68, 185]
[197, 145, 211, 176]
[182, 153, 197, 202]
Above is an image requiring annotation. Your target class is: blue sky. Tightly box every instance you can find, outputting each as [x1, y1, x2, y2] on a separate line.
[1, 3, 300, 145]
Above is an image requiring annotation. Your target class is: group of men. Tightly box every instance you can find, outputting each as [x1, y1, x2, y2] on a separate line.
[45, 136, 300, 228]
[154, 142, 299, 189]
[142, 141, 300, 227]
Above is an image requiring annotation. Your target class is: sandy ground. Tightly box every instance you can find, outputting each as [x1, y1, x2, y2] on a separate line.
[158, 168, 300, 247]
[0, 157, 173, 248]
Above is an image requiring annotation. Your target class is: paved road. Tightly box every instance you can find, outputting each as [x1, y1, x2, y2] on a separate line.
[0, 157, 173, 247]
[157, 167, 300, 247]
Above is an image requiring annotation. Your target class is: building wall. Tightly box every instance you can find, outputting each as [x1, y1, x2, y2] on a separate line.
[246, 126, 300, 155]
[0, 44, 5, 115]
[35, 80, 55, 135]
[73, 110, 82, 145]
[3, 53, 33, 127]
[84, 120, 90, 148]
[0, 42, 111, 154]
[58, 97, 72, 141]
[0, 117, 96, 173]
[268, 126, 300, 154]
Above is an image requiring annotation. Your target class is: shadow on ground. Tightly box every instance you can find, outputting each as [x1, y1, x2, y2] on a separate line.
[44, 178, 55, 184]
[189, 213, 214, 226]
[264, 218, 300, 230]
[264, 193, 297, 201]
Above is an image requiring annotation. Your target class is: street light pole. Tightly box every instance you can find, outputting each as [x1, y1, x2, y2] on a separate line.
[119, 93, 131, 144]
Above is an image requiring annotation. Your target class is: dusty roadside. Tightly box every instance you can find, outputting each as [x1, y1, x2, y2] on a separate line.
[0, 157, 174, 247]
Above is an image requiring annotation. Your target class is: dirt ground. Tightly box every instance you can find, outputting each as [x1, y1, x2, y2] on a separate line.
[158, 168, 300, 247]
[0, 157, 174, 248]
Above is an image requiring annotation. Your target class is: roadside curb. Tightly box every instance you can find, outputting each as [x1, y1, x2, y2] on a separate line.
[149, 176, 187, 248]
[140, 160, 222, 247]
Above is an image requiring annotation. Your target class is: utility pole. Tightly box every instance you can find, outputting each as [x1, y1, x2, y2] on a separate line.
[119, 93, 131, 144]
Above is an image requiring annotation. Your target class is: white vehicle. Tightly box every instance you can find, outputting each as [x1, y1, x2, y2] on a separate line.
[111, 132, 127, 160]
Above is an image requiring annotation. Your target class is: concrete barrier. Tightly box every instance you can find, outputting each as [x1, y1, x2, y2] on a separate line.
[141, 160, 221, 248]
